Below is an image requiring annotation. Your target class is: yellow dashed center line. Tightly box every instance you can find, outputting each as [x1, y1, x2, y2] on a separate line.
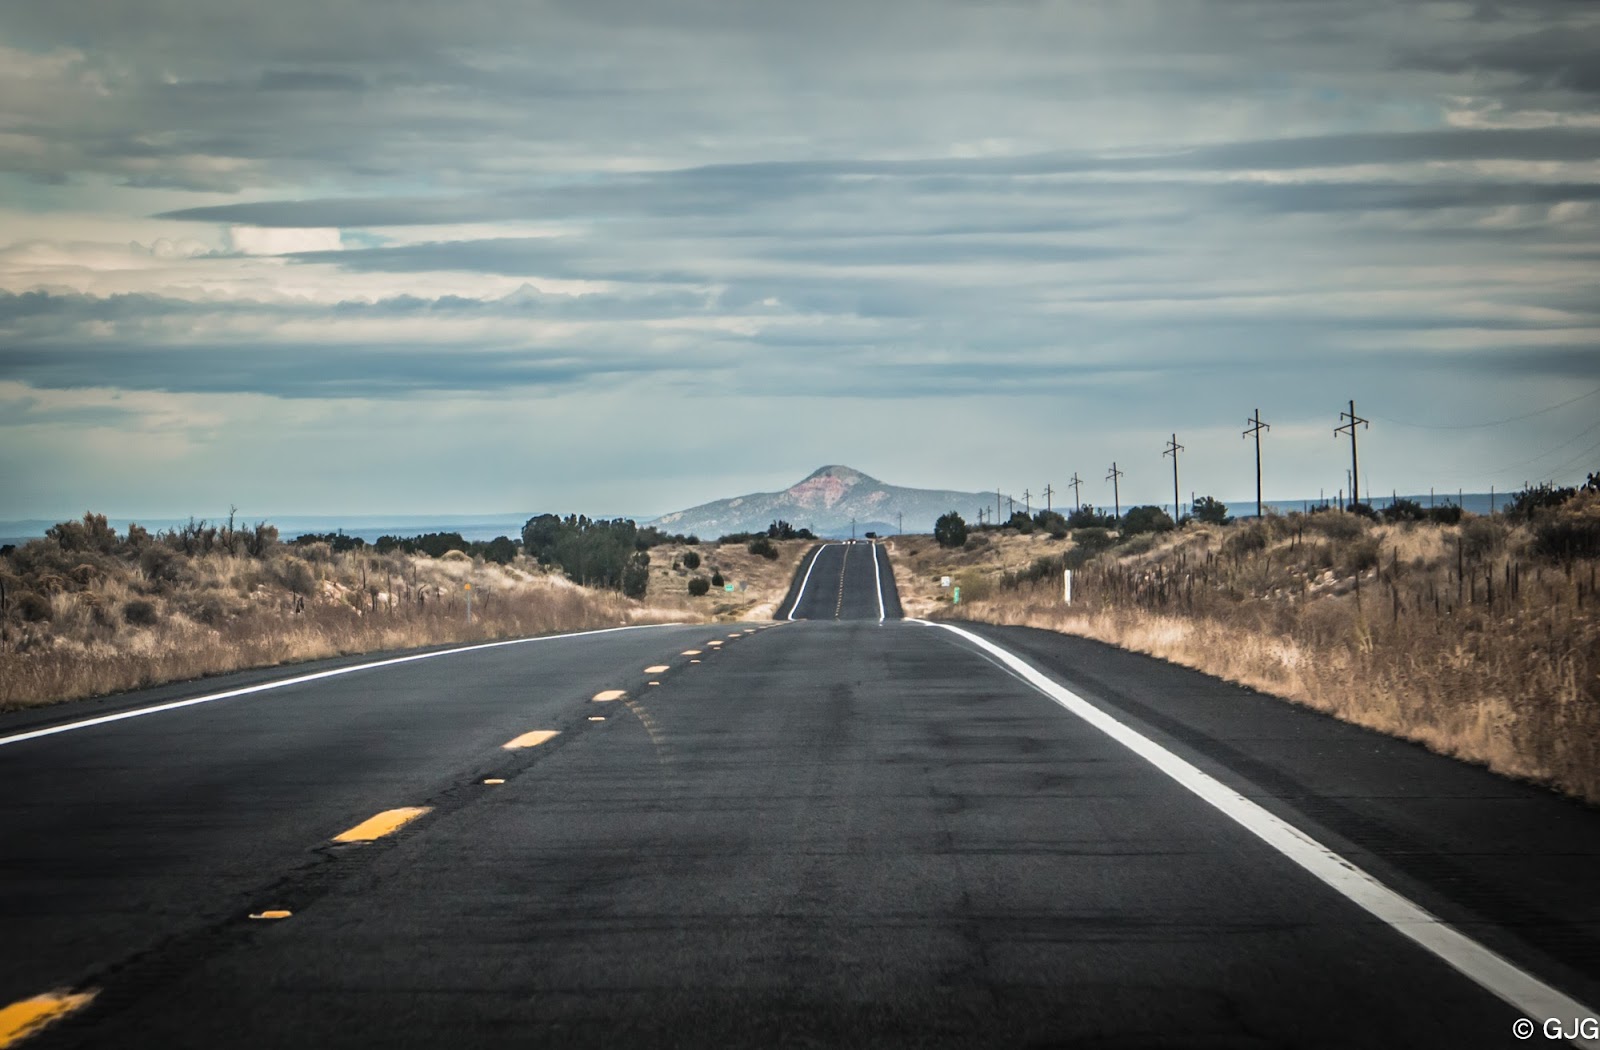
[592, 689, 626, 702]
[680, 650, 702, 656]
[482, 778, 505, 785]
[588, 715, 606, 721]
[0, 991, 97, 1047]
[331, 806, 432, 843]
[502, 729, 560, 750]
[727, 633, 742, 638]
[248, 909, 292, 920]
[644, 665, 670, 674]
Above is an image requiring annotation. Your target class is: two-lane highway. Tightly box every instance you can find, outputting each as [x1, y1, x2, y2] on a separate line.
[2, 550, 1598, 1048]
[781, 540, 903, 621]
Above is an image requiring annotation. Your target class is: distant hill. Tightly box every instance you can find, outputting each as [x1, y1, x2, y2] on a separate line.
[646, 465, 1006, 539]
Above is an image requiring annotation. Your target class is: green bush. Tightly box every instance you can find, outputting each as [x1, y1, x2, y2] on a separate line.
[621, 554, 649, 599]
[1006, 511, 1035, 534]
[688, 576, 710, 596]
[747, 537, 779, 560]
[1191, 496, 1231, 525]
[1506, 482, 1577, 521]
[934, 512, 968, 549]
[1120, 505, 1174, 535]
[710, 571, 725, 589]
[682, 550, 701, 570]
[1427, 504, 1463, 525]
[1032, 510, 1068, 538]
[1382, 498, 1426, 523]
[1532, 498, 1600, 559]
[1067, 505, 1115, 529]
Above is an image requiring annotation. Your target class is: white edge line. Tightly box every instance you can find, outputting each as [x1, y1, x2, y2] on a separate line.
[0, 623, 687, 749]
[786, 542, 831, 621]
[909, 617, 1600, 1048]
[870, 540, 886, 623]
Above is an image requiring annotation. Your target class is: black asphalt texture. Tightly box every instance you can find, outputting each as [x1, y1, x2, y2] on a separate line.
[779, 541, 904, 622]
[1, 550, 1596, 1049]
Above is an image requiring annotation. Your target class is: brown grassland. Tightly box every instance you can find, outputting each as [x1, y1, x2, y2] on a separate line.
[889, 496, 1600, 804]
[0, 516, 804, 712]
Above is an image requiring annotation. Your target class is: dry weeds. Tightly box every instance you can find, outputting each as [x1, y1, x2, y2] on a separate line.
[890, 503, 1600, 803]
[0, 537, 694, 711]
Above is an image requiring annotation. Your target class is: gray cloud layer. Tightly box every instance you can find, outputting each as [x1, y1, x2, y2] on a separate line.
[2, 0, 1598, 512]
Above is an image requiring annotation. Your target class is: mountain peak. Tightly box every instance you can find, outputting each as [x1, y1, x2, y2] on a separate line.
[800, 464, 872, 485]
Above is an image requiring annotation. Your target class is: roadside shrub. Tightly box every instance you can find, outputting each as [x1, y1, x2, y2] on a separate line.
[1006, 511, 1036, 534]
[1336, 537, 1382, 576]
[137, 544, 182, 585]
[1305, 511, 1366, 542]
[271, 557, 316, 596]
[682, 550, 701, 570]
[1347, 502, 1378, 520]
[1224, 522, 1270, 556]
[710, 571, 725, 589]
[1427, 504, 1463, 525]
[122, 599, 158, 626]
[1532, 496, 1600, 559]
[1033, 510, 1068, 538]
[688, 576, 710, 597]
[1067, 505, 1116, 529]
[1506, 482, 1577, 521]
[953, 570, 992, 603]
[934, 512, 968, 549]
[1191, 495, 1231, 525]
[15, 591, 52, 622]
[1064, 528, 1116, 570]
[1119, 534, 1159, 557]
[1461, 517, 1505, 560]
[1120, 505, 1175, 536]
[1382, 498, 1427, 523]
[747, 537, 779, 560]
[622, 552, 650, 598]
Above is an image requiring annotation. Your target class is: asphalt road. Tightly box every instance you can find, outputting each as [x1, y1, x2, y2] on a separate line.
[779, 540, 904, 622]
[1, 546, 1597, 1049]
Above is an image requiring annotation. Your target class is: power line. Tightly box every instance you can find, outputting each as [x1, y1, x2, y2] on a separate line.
[1367, 382, 1600, 431]
[1482, 416, 1600, 477]
[1539, 434, 1600, 482]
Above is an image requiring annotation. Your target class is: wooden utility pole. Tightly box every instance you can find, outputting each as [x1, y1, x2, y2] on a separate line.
[1023, 489, 1032, 516]
[1335, 400, 1368, 509]
[1068, 472, 1083, 512]
[1163, 434, 1185, 522]
[1106, 462, 1124, 521]
[1044, 483, 1054, 513]
[996, 489, 1002, 525]
[1243, 408, 1270, 519]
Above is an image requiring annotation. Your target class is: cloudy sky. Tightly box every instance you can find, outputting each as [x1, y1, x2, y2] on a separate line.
[2, 0, 1598, 522]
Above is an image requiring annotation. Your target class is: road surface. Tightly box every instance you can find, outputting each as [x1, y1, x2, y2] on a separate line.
[1, 541, 1596, 1048]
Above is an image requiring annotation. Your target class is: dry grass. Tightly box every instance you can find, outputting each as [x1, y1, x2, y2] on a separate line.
[888, 502, 1600, 803]
[643, 538, 812, 620]
[886, 532, 1069, 618]
[0, 536, 696, 711]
